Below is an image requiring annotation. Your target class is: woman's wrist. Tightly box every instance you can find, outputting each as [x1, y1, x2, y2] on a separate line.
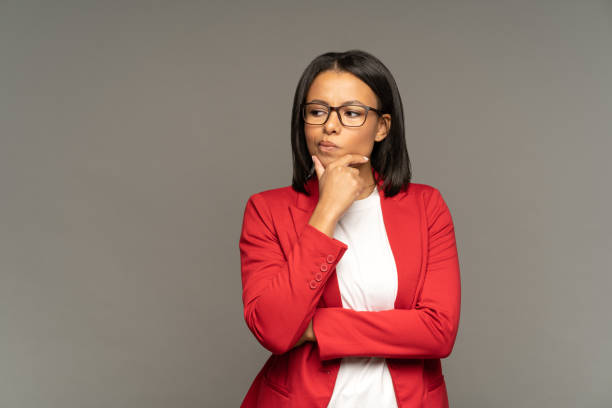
[308, 319, 317, 342]
[308, 207, 338, 238]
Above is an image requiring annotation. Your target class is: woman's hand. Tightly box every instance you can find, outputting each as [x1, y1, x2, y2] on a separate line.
[308, 154, 370, 237]
[291, 319, 316, 349]
[313, 154, 370, 219]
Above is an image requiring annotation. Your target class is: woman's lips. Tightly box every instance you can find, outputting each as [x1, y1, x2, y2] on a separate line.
[319, 142, 338, 152]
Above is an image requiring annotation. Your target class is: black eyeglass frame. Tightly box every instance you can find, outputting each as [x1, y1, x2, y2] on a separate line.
[301, 102, 382, 127]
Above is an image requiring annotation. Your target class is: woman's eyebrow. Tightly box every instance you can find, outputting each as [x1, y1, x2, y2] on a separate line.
[308, 99, 365, 105]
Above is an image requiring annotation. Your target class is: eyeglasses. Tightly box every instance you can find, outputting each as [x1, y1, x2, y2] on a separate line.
[301, 102, 381, 127]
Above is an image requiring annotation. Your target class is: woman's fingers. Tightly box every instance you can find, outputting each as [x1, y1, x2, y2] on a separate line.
[327, 154, 369, 172]
[312, 155, 325, 180]
[312, 153, 368, 180]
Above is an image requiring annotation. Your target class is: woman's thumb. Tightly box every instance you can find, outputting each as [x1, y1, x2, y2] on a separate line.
[312, 155, 324, 179]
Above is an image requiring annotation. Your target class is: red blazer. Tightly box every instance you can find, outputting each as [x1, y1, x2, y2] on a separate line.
[238, 169, 461, 407]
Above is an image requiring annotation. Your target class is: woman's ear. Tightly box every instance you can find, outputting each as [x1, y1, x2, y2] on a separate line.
[375, 114, 391, 142]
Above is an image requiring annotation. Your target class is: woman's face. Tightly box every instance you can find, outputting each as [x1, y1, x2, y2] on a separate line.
[304, 70, 391, 169]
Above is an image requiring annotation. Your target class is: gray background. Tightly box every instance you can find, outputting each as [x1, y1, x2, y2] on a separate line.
[1, 1, 611, 407]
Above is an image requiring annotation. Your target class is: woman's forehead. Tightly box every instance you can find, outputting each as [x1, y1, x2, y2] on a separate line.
[306, 71, 377, 106]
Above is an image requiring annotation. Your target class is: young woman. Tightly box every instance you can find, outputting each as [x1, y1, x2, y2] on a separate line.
[238, 49, 461, 407]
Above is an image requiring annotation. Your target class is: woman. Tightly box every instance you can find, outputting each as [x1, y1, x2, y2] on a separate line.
[238, 49, 461, 407]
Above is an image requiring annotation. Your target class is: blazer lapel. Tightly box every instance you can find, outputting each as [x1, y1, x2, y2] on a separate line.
[288, 168, 423, 310]
[379, 183, 424, 309]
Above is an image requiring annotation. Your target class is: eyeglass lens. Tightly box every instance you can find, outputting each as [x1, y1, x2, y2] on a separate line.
[303, 103, 368, 126]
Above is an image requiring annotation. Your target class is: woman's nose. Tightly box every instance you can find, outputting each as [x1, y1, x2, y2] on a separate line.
[323, 109, 342, 133]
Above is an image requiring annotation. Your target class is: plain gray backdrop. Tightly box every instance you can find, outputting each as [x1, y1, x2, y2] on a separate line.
[1, 1, 611, 407]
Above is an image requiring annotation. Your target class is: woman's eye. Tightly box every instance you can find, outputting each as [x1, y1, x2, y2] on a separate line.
[344, 110, 363, 117]
[311, 110, 327, 116]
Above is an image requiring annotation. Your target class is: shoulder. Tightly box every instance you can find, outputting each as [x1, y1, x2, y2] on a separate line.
[248, 184, 295, 203]
[395, 182, 443, 204]
[404, 182, 437, 195]
[403, 183, 457, 232]
[395, 182, 454, 220]
[241, 185, 298, 215]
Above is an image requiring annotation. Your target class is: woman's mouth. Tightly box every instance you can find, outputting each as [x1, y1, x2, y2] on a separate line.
[319, 141, 338, 152]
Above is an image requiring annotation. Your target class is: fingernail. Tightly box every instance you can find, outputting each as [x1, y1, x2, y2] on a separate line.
[363, 156, 369, 161]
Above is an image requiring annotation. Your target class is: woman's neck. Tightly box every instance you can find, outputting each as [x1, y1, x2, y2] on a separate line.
[355, 163, 376, 200]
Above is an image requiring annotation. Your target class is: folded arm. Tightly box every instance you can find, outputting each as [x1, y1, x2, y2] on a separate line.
[239, 194, 348, 355]
[312, 187, 461, 360]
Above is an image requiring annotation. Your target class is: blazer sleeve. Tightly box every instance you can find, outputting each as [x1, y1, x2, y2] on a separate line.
[239, 193, 349, 355]
[312, 187, 461, 360]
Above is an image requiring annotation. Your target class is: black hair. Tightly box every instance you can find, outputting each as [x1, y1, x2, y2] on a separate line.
[290, 49, 412, 197]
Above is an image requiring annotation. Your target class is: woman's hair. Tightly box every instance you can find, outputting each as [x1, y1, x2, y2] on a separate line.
[290, 49, 412, 197]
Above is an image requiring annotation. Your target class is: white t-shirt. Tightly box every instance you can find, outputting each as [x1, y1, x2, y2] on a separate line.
[326, 185, 399, 408]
